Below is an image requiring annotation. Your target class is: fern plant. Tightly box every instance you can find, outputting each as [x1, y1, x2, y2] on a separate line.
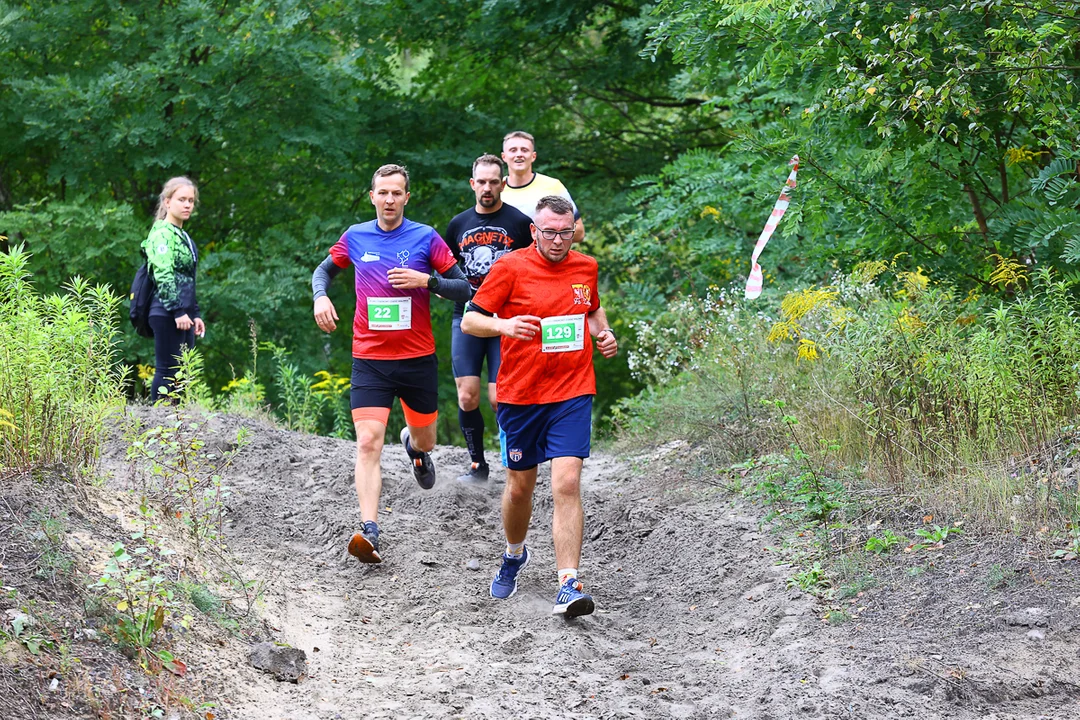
[1033, 155, 1080, 265]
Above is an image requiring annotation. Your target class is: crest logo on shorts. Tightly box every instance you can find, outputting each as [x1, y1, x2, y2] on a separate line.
[571, 283, 591, 305]
[509, 448, 523, 462]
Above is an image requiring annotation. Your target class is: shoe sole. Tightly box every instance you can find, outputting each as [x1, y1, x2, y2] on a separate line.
[490, 552, 529, 599]
[402, 428, 436, 489]
[553, 596, 595, 617]
[348, 533, 382, 563]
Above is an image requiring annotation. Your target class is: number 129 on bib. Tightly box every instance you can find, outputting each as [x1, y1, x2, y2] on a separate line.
[540, 314, 585, 353]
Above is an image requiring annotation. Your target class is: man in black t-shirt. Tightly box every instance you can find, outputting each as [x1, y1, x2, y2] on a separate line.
[445, 154, 534, 483]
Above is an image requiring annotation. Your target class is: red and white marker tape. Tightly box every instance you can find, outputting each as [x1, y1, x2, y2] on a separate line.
[744, 155, 799, 300]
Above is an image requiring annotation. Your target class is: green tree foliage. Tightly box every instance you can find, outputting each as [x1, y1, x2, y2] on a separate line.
[0, 0, 378, 391]
[1, 0, 715, 435]
[623, 0, 1080, 298]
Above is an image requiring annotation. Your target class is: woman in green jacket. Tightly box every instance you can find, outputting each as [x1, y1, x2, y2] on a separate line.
[142, 176, 204, 401]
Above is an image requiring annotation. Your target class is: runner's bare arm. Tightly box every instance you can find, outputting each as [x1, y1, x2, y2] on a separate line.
[588, 307, 617, 358]
[387, 267, 433, 289]
[587, 307, 610, 336]
[312, 255, 342, 332]
[461, 306, 541, 340]
[573, 217, 585, 244]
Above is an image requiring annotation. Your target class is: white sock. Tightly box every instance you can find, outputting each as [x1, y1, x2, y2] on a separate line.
[505, 540, 525, 557]
[558, 568, 578, 586]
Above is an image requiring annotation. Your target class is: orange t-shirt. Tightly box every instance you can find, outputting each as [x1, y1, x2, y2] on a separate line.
[470, 247, 601, 405]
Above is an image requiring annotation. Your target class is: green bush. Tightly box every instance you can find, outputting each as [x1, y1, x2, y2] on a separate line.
[614, 264, 1080, 528]
[95, 538, 176, 650]
[0, 244, 124, 474]
[267, 342, 351, 438]
[813, 266, 1080, 484]
[611, 285, 859, 463]
[127, 401, 250, 550]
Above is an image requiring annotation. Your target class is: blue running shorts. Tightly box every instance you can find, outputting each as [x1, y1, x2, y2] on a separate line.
[451, 316, 501, 382]
[497, 395, 593, 470]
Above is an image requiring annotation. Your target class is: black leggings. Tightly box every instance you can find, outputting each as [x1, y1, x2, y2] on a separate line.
[149, 315, 195, 402]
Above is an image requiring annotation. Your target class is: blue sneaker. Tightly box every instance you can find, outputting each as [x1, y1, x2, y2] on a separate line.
[552, 578, 594, 617]
[490, 547, 530, 599]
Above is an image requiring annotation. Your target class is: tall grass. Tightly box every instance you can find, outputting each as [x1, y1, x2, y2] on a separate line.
[610, 285, 862, 465]
[614, 266, 1080, 529]
[821, 268, 1080, 474]
[0, 244, 125, 475]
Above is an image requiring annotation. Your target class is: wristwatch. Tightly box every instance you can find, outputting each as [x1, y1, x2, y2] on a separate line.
[599, 328, 616, 341]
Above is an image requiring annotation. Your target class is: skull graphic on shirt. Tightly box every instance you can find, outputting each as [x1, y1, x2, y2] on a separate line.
[466, 245, 496, 277]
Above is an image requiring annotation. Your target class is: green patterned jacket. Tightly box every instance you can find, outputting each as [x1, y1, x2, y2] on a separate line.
[141, 220, 200, 319]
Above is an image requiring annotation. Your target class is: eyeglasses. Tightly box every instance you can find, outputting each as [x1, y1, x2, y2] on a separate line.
[536, 227, 575, 241]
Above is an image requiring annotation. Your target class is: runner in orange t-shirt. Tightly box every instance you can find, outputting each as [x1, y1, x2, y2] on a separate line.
[461, 195, 618, 617]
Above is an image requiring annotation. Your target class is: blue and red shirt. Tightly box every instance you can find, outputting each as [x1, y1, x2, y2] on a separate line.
[329, 218, 457, 360]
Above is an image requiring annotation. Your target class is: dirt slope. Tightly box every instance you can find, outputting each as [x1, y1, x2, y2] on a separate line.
[112, 413, 1080, 719]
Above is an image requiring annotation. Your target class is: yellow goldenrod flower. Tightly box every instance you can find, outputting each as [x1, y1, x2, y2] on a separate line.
[311, 371, 350, 398]
[955, 314, 979, 326]
[987, 254, 1027, 290]
[767, 319, 800, 344]
[1004, 146, 1045, 166]
[897, 308, 926, 335]
[897, 267, 930, 298]
[780, 286, 839, 321]
[796, 338, 820, 362]
[850, 260, 889, 284]
[222, 377, 251, 392]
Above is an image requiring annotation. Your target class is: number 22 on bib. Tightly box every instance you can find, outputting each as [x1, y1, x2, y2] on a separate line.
[540, 314, 585, 353]
[367, 297, 412, 330]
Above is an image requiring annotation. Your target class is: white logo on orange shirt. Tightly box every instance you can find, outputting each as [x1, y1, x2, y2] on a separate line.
[571, 284, 592, 305]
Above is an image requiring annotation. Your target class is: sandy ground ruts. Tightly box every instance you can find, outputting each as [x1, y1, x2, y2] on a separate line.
[112, 411, 1080, 719]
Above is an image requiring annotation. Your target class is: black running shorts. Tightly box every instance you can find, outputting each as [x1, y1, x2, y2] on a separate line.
[350, 355, 439, 413]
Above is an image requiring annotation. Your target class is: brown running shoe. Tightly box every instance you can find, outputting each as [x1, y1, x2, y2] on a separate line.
[348, 528, 381, 563]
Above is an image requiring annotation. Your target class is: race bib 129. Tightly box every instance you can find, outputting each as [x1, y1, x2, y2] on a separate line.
[540, 314, 585, 353]
[367, 297, 411, 331]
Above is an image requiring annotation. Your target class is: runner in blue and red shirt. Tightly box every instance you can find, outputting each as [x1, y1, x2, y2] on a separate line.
[312, 164, 472, 563]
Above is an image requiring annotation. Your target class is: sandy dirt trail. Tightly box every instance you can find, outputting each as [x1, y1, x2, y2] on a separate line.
[161, 416, 1079, 719]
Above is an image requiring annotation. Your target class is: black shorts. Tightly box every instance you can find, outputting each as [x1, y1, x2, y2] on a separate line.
[451, 316, 501, 382]
[350, 355, 439, 414]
